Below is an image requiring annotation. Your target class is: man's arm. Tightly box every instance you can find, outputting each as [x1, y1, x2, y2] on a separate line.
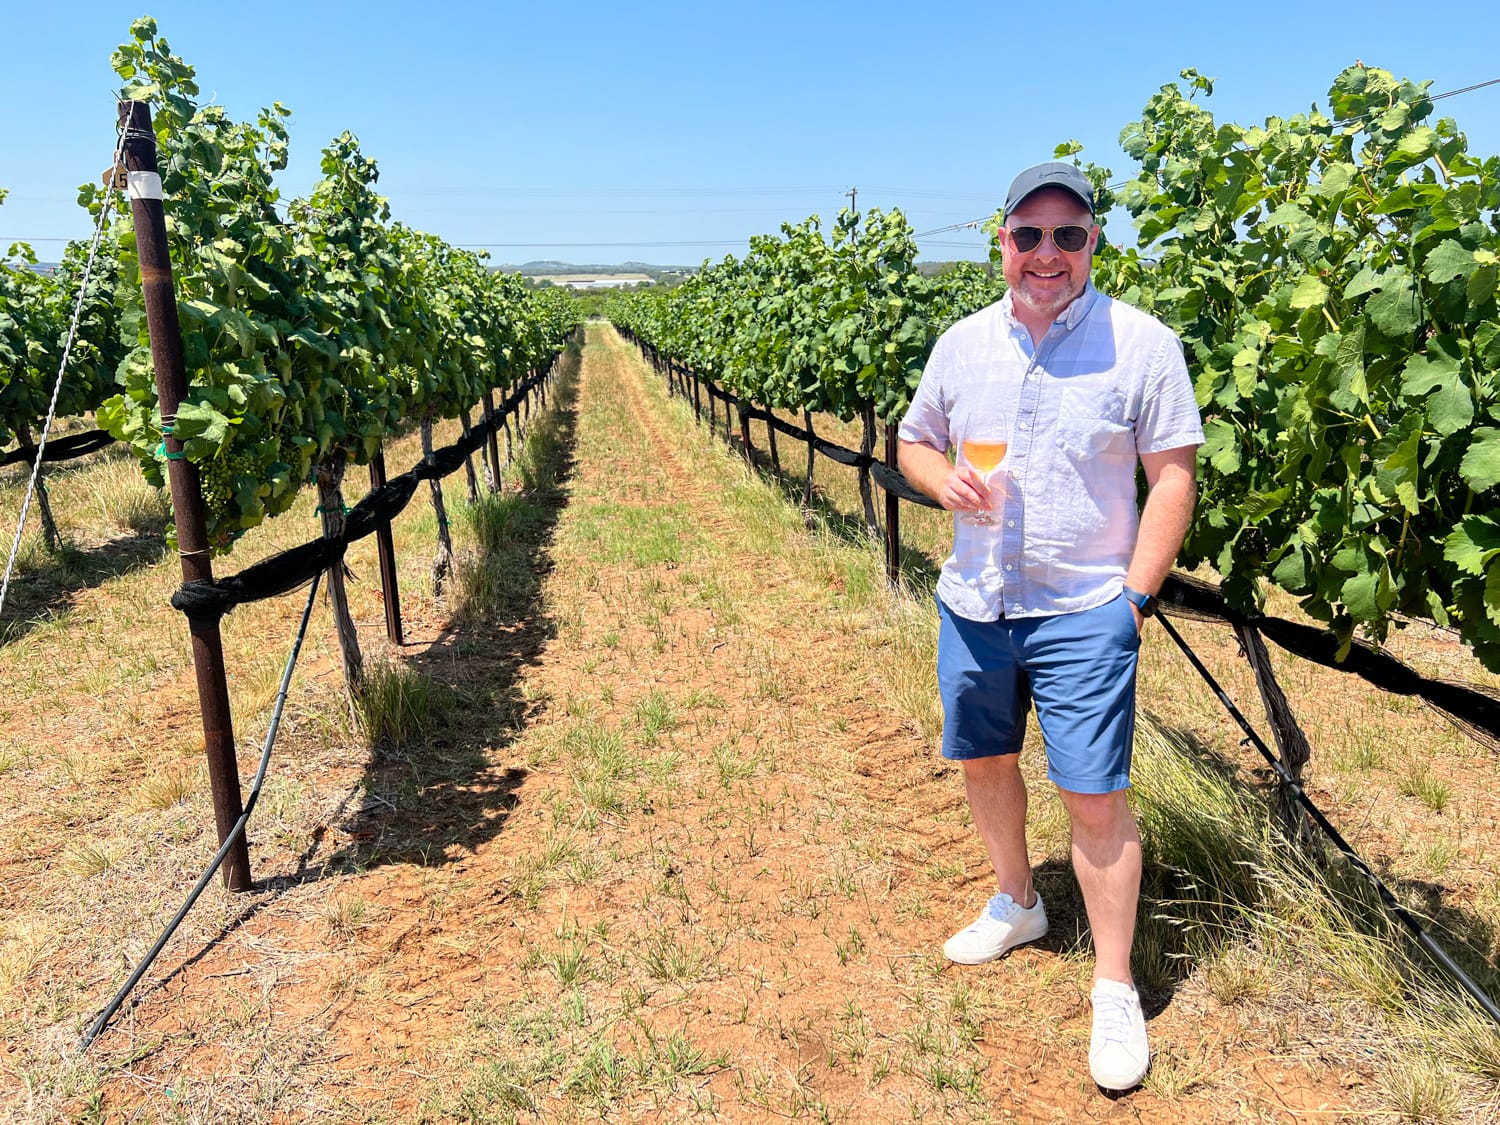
[1124, 444, 1198, 627]
[898, 439, 988, 514]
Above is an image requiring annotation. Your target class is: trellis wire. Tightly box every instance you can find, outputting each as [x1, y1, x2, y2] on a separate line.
[0, 123, 129, 624]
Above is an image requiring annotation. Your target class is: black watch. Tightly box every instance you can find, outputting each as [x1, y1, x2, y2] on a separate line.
[1122, 586, 1157, 617]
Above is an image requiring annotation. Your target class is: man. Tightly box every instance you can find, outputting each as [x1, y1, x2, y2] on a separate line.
[897, 162, 1203, 1092]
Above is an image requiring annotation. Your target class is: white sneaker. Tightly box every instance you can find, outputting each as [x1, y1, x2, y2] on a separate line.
[1089, 979, 1150, 1091]
[942, 891, 1048, 965]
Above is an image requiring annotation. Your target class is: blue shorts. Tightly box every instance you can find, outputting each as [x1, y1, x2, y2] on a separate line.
[936, 594, 1140, 794]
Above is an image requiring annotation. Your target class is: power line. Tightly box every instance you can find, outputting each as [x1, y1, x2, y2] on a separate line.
[915, 218, 991, 239]
[861, 186, 1003, 201]
[1430, 76, 1500, 101]
[390, 185, 846, 199]
[426, 206, 823, 217]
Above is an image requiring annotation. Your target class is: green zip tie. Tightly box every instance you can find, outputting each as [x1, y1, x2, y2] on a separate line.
[156, 441, 186, 461]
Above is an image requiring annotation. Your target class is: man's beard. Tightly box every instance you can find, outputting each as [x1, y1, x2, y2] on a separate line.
[1012, 274, 1085, 322]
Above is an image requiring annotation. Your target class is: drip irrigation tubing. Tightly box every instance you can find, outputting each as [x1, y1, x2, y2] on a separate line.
[1154, 610, 1500, 1028]
[78, 571, 322, 1053]
[0, 428, 116, 467]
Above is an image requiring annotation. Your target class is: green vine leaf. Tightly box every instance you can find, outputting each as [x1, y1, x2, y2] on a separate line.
[1459, 428, 1500, 491]
[1442, 516, 1500, 575]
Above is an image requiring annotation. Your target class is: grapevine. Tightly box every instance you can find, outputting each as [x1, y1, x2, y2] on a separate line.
[88, 18, 578, 550]
[1092, 65, 1500, 665]
[613, 62, 1500, 670]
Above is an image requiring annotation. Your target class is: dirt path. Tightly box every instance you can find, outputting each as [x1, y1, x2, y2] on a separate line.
[13, 326, 1391, 1123]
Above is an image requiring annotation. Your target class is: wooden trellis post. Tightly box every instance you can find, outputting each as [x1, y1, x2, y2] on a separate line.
[368, 447, 403, 645]
[884, 424, 901, 588]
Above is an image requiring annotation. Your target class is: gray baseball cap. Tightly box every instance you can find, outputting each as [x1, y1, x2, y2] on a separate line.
[1003, 162, 1096, 217]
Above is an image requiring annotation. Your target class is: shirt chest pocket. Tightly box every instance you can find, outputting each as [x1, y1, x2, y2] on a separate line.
[1055, 387, 1133, 461]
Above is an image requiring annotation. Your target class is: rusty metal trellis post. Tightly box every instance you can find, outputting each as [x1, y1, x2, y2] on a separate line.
[119, 99, 251, 891]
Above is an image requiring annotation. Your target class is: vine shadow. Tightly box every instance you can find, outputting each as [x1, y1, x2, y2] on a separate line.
[0, 476, 171, 649]
[307, 358, 581, 879]
[128, 352, 585, 1011]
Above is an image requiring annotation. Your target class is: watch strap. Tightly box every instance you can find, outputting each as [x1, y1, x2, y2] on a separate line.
[1121, 585, 1157, 617]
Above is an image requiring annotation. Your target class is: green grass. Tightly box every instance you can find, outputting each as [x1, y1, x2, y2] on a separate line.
[354, 657, 452, 750]
[1398, 761, 1453, 812]
[631, 690, 678, 746]
[564, 502, 698, 567]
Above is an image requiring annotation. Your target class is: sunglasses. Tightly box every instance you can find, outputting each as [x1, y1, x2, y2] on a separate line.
[1006, 224, 1091, 254]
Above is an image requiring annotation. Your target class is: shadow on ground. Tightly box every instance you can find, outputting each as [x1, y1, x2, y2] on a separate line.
[313, 354, 582, 879]
[0, 444, 176, 647]
[124, 349, 584, 1016]
[0, 530, 170, 647]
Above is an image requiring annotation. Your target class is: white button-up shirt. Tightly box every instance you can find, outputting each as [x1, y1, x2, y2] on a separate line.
[899, 285, 1204, 622]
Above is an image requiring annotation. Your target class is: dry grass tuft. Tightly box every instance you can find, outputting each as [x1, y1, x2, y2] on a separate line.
[62, 842, 119, 878]
[133, 767, 196, 810]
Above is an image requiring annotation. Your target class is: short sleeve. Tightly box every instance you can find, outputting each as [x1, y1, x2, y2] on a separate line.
[1134, 332, 1204, 455]
[899, 331, 954, 452]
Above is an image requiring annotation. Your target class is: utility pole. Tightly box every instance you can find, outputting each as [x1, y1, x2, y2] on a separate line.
[845, 186, 858, 218]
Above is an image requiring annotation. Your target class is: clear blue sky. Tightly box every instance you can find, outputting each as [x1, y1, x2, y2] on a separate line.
[4, 1, 1497, 267]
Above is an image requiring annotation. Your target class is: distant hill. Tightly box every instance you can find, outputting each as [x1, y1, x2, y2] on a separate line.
[496, 259, 985, 278]
[500, 260, 692, 276]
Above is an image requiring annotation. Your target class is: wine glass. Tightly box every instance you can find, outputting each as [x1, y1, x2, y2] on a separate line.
[958, 427, 1008, 527]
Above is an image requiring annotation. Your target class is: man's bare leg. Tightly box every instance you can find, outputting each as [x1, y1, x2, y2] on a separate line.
[963, 754, 1036, 908]
[1056, 787, 1141, 983]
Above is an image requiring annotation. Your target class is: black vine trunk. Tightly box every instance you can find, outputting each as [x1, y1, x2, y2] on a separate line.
[422, 418, 454, 597]
[738, 401, 754, 464]
[483, 391, 501, 493]
[315, 458, 364, 705]
[802, 409, 816, 515]
[1233, 621, 1315, 847]
[858, 403, 880, 538]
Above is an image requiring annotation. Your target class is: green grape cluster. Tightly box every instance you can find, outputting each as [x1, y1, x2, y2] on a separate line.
[198, 453, 233, 515]
[173, 440, 286, 547]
